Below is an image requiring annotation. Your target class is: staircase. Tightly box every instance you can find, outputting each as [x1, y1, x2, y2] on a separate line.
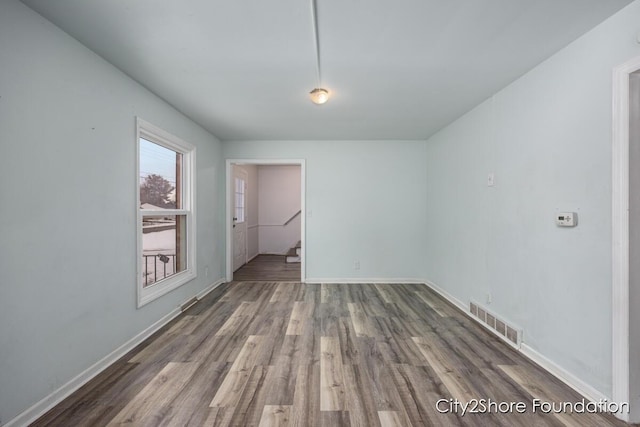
[285, 241, 301, 263]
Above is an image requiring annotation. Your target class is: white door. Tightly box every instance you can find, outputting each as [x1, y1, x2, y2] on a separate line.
[232, 168, 248, 271]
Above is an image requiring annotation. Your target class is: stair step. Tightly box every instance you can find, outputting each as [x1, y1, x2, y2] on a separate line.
[286, 248, 298, 257]
[285, 241, 302, 263]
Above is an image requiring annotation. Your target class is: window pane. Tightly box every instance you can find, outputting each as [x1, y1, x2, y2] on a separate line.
[140, 138, 181, 209]
[142, 215, 187, 287]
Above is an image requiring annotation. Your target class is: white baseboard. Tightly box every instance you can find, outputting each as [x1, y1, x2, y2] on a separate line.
[304, 277, 425, 284]
[422, 278, 611, 409]
[422, 279, 467, 312]
[519, 343, 609, 403]
[5, 278, 226, 427]
[196, 278, 226, 300]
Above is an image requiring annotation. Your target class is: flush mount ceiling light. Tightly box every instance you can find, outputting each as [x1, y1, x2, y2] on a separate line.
[309, 88, 329, 105]
[309, 0, 330, 105]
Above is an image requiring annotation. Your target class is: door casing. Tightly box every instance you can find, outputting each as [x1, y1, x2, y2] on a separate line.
[226, 159, 306, 282]
[612, 55, 640, 423]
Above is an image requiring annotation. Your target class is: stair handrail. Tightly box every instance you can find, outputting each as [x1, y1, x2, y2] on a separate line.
[283, 210, 302, 226]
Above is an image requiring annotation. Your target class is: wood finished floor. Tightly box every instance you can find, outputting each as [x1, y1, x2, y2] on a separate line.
[233, 255, 301, 282]
[32, 282, 629, 427]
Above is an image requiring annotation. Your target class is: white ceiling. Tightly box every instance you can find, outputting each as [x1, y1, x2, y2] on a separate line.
[21, 0, 633, 141]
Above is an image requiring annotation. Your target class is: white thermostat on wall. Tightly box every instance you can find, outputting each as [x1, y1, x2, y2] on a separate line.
[556, 212, 577, 227]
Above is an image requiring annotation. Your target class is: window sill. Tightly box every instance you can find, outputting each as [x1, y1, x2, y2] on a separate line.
[137, 269, 196, 308]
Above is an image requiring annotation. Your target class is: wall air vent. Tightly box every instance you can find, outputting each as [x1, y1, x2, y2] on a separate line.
[469, 301, 522, 348]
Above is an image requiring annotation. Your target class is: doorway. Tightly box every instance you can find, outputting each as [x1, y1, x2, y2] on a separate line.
[226, 159, 306, 282]
[612, 56, 640, 423]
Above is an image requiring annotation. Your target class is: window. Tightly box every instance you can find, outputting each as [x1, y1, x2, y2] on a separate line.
[234, 177, 245, 223]
[137, 118, 195, 306]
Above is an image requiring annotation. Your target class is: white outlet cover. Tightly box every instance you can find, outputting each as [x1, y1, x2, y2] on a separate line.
[487, 172, 495, 187]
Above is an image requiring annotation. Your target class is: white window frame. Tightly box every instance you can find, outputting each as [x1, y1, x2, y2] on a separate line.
[136, 118, 196, 307]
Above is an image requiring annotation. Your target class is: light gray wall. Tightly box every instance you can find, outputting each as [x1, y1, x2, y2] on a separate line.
[423, 0, 640, 399]
[629, 71, 640, 420]
[224, 141, 428, 281]
[0, 0, 225, 423]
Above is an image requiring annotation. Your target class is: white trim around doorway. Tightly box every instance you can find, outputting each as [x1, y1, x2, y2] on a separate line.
[611, 55, 640, 423]
[225, 159, 306, 283]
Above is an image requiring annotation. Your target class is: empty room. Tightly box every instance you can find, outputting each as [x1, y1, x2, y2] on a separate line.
[2, 0, 640, 425]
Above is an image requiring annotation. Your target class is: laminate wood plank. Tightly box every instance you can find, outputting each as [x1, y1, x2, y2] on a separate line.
[303, 283, 320, 304]
[373, 284, 395, 304]
[347, 302, 378, 337]
[34, 282, 631, 427]
[353, 337, 403, 412]
[228, 365, 273, 426]
[448, 316, 525, 365]
[184, 332, 247, 365]
[210, 335, 264, 408]
[388, 364, 461, 427]
[29, 362, 138, 426]
[265, 357, 299, 406]
[477, 367, 566, 427]
[443, 323, 519, 368]
[34, 403, 117, 427]
[343, 363, 382, 427]
[219, 281, 262, 302]
[184, 282, 231, 316]
[271, 282, 303, 303]
[259, 405, 292, 427]
[127, 333, 189, 364]
[321, 283, 342, 304]
[320, 336, 345, 411]
[318, 302, 341, 337]
[499, 365, 625, 427]
[337, 316, 360, 365]
[234, 254, 301, 282]
[386, 316, 435, 339]
[248, 311, 285, 337]
[359, 284, 390, 318]
[255, 316, 289, 366]
[414, 290, 453, 317]
[215, 301, 256, 336]
[320, 411, 351, 427]
[182, 299, 237, 338]
[411, 336, 477, 402]
[375, 318, 425, 365]
[107, 362, 199, 426]
[165, 314, 199, 335]
[286, 301, 313, 335]
[291, 364, 321, 427]
[378, 411, 405, 427]
[221, 281, 277, 303]
[202, 408, 221, 426]
[208, 407, 235, 427]
[155, 361, 230, 427]
[378, 286, 422, 320]
[279, 317, 321, 367]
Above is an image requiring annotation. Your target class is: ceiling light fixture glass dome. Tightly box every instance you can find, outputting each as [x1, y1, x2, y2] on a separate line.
[309, 88, 329, 105]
